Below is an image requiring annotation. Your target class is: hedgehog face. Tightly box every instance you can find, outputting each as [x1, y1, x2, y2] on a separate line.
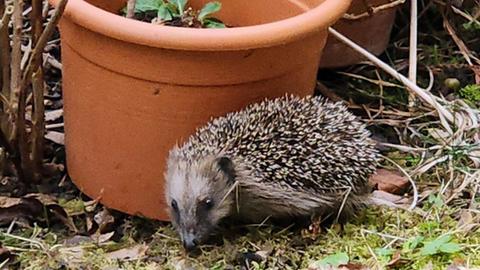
[165, 154, 237, 252]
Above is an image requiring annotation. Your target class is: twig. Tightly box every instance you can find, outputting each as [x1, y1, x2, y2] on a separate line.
[342, 0, 405, 20]
[31, 69, 44, 183]
[126, 0, 136, 18]
[408, 0, 418, 109]
[0, 4, 13, 111]
[21, 0, 68, 89]
[9, 0, 24, 142]
[442, 12, 480, 66]
[31, 0, 43, 45]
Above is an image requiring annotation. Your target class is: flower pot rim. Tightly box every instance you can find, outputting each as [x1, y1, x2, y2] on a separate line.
[49, 0, 352, 51]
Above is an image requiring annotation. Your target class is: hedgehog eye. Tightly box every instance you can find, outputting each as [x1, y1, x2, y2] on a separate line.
[171, 199, 179, 212]
[203, 198, 214, 210]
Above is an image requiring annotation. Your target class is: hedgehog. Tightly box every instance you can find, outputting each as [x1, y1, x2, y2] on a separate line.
[165, 94, 379, 251]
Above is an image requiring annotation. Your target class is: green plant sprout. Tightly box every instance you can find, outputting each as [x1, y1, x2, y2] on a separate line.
[122, 0, 226, 28]
[459, 84, 480, 106]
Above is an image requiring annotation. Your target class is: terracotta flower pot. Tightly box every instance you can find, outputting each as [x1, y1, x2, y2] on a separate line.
[320, 0, 402, 68]
[48, 0, 352, 220]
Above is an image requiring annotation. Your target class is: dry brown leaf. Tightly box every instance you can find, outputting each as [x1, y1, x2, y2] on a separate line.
[338, 263, 368, 270]
[92, 231, 115, 244]
[94, 208, 115, 233]
[24, 193, 78, 232]
[0, 196, 44, 226]
[369, 169, 410, 195]
[64, 235, 94, 246]
[45, 109, 63, 121]
[369, 190, 413, 211]
[386, 251, 404, 267]
[106, 244, 148, 261]
[45, 131, 65, 145]
[86, 216, 97, 235]
[457, 210, 479, 233]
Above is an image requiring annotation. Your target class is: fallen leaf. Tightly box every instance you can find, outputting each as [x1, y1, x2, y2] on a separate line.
[0, 196, 44, 226]
[309, 252, 349, 269]
[86, 216, 97, 235]
[84, 199, 100, 213]
[106, 244, 148, 261]
[45, 131, 65, 145]
[93, 208, 115, 233]
[457, 210, 478, 233]
[386, 251, 403, 267]
[45, 109, 63, 121]
[64, 235, 94, 246]
[92, 231, 115, 244]
[24, 193, 78, 232]
[369, 190, 411, 209]
[369, 169, 409, 195]
[339, 262, 367, 270]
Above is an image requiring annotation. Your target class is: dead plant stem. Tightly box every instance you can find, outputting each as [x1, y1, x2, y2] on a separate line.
[31, 0, 43, 45]
[21, 0, 68, 89]
[328, 27, 455, 128]
[31, 69, 44, 182]
[9, 0, 24, 141]
[126, 0, 136, 18]
[1, 4, 13, 105]
[408, 0, 418, 109]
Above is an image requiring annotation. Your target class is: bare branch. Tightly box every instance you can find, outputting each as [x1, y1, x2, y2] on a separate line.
[1, 4, 14, 109]
[126, 0, 136, 18]
[31, 68, 45, 183]
[21, 0, 68, 88]
[9, 0, 24, 142]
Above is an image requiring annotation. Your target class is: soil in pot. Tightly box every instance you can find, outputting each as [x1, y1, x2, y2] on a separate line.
[121, 0, 229, 28]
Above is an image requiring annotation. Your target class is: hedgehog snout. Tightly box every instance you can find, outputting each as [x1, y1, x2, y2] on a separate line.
[181, 230, 199, 252]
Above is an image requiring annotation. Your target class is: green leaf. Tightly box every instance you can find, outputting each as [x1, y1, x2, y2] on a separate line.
[134, 0, 163, 12]
[157, 4, 173, 21]
[375, 248, 394, 257]
[203, 18, 226, 28]
[313, 252, 349, 267]
[403, 236, 424, 250]
[198, 1, 222, 20]
[420, 235, 458, 256]
[438, 243, 462, 254]
[168, 0, 187, 13]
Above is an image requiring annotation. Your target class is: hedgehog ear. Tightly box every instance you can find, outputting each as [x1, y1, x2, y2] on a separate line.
[216, 156, 236, 184]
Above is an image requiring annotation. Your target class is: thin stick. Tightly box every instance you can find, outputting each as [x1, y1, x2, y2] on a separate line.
[31, 0, 43, 45]
[31, 69, 45, 183]
[1, 4, 14, 108]
[9, 0, 24, 141]
[126, 0, 136, 18]
[0, 0, 5, 101]
[21, 0, 68, 88]
[342, 0, 405, 20]
[328, 27, 455, 128]
[408, 0, 418, 109]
